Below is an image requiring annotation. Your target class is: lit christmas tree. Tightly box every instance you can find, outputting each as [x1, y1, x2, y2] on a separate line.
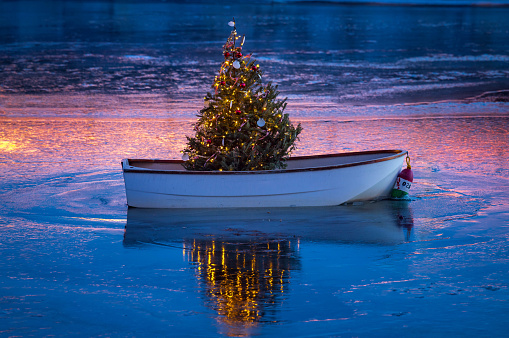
[182, 20, 302, 171]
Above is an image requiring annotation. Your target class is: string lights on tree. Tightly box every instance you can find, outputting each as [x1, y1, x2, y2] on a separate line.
[182, 19, 302, 171]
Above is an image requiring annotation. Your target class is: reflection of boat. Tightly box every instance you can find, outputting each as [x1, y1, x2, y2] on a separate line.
[123, 202, 412, 335]
[123, 200, 413, 247]
[121, 150, 407, 208]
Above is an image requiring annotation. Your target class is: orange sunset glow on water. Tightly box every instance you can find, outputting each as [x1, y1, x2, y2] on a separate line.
[1, 1, 509, 336]
[1, 103, 507, 179]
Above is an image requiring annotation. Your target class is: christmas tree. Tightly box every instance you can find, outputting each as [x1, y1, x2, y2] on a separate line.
[181, 20, 302, 171]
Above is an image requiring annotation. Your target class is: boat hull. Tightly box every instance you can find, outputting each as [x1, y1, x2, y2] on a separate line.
[122, 150, 407, 208]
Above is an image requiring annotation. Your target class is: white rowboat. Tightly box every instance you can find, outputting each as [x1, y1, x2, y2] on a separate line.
[122, 149, 407, 208]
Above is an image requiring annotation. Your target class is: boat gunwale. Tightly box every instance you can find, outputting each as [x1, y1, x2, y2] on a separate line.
[122, 150, 407, 175]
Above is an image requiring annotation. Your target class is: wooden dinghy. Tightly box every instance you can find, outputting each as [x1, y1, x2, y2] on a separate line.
[122, 149, 407, 208]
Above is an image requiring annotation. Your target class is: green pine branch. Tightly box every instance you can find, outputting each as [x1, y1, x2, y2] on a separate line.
[182, 23, 302, 171]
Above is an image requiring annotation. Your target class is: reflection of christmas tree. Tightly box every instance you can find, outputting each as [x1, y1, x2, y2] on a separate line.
[185, 239, 300, 337]
[182, 20, 302, 171]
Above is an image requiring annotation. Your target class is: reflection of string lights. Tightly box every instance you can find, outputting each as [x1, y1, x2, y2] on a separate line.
[184, 239, 299, 336]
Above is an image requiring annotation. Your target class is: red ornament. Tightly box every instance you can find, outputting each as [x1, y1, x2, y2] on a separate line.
[236, 110, 242, 114]
[239, 83, 246, 88]
[206, 139, 212, 144]
[220, 81, 226, 86]
[224, 52, 230, 58]
[237, 52, 243, 58]
[251, 66, 258, 71]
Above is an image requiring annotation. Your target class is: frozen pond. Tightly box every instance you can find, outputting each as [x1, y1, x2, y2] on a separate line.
[0, 1, 508, 337]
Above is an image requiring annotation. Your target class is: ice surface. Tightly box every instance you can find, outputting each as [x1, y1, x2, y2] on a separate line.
[0, 1, 508, 337]
[1, 109, 507, 336]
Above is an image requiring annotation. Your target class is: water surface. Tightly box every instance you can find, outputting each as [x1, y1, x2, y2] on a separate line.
[0, 1, 508, 337]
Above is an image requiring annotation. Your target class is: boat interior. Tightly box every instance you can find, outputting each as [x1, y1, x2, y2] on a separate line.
[124, 150, 405, 172]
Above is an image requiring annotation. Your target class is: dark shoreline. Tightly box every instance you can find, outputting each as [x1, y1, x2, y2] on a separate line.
[44, 0, 509, 8]
[290, 1, 509, 8]
[465, 89, 509, 103]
